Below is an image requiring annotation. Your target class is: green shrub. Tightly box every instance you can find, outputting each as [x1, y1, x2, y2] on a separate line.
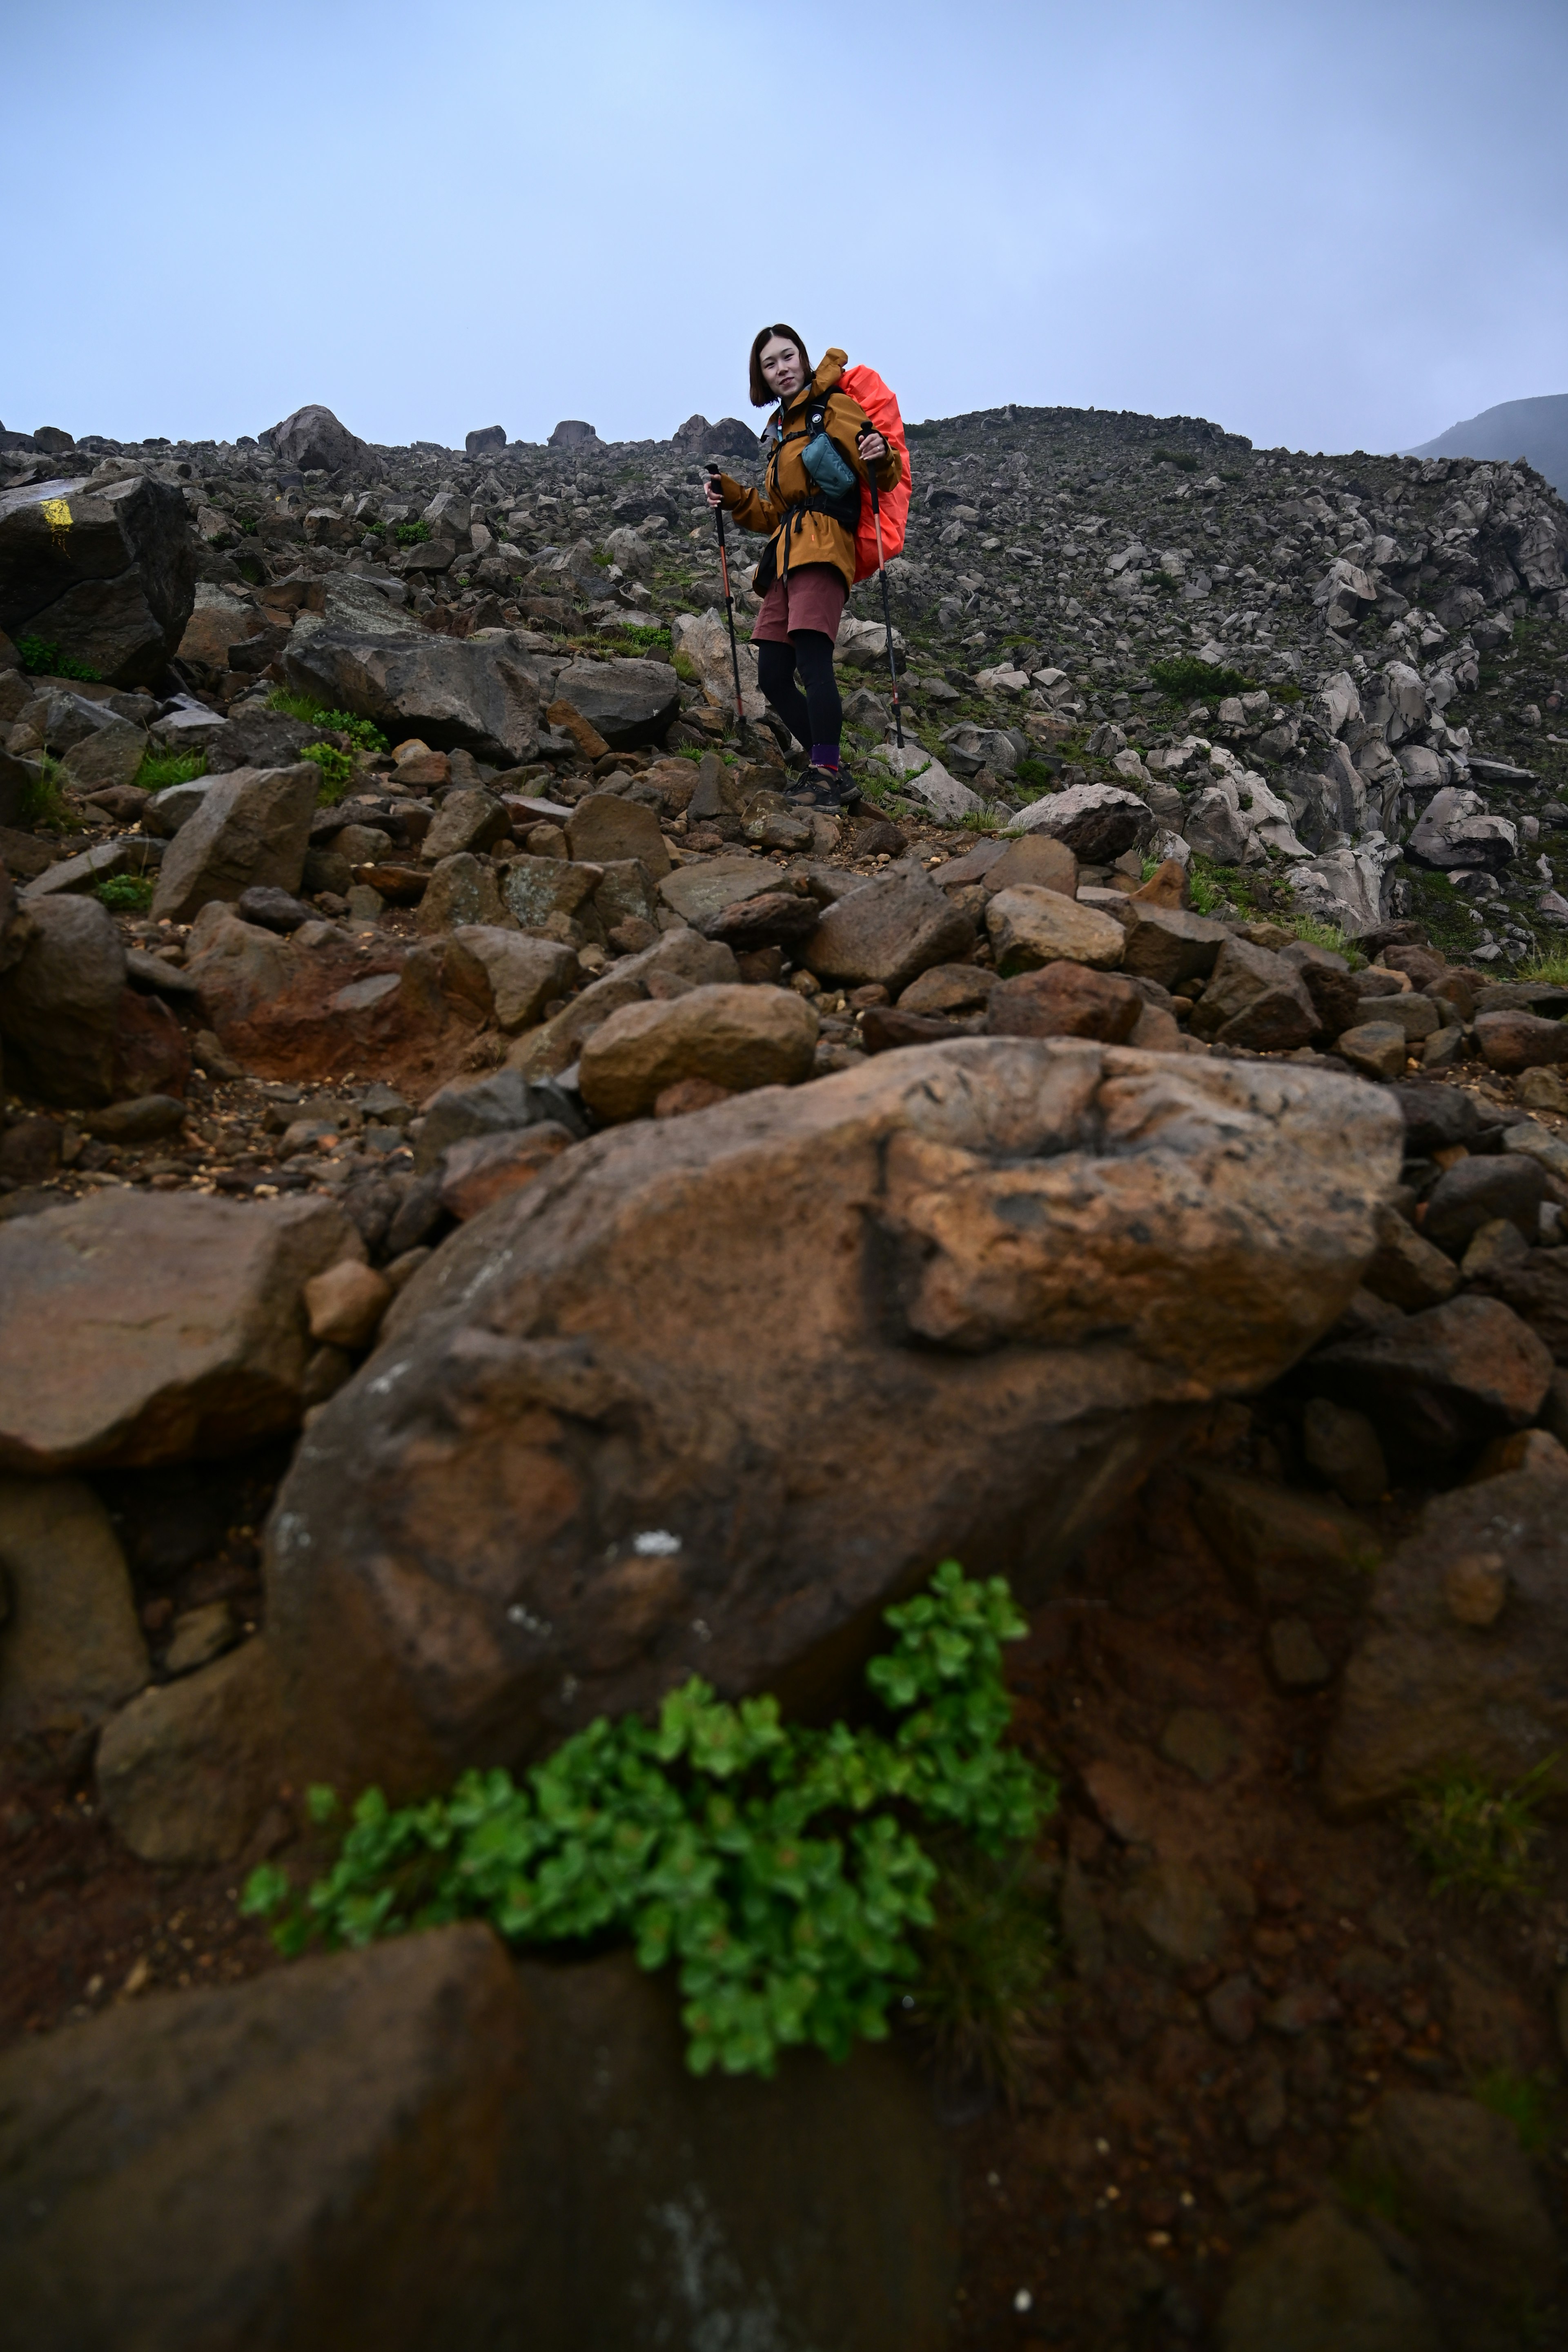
[133, 750, 207, 793]
[1150, 655, 1256, 701]
[95, 873, 156, 911]
[15, 635, 101, 682]
[394, 519, 432, 547]
[243, 1561, 1056, 2079]
[1013, 756, 1055, 792]
[301, 742, 355, 801]
[1187, 866, 1225, 915]
[1403, 1762, 1552, 1906]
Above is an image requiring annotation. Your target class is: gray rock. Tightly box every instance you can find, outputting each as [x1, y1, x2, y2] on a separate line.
[1301, 1398, 1388, 1506]
[548, 419, 600, 447]
[414, 1067, 587, 1175]
[420, 787, 510, 863]
[21, 835, 162, 902]
[464, 425, 507, 455]
[0, 893, 127, 1105]
[151, 762, 318, 923]
[1408, 786, 1518, 873]
[0, 1476, 148, 1744]
[284, 630, 540, 765]
[551, 658, 681, 751]
[1120, 902, 1232, 987]
[1189, 938, 1317, 1052]
[566, 793, 671, 876]
[448, 927, 579, 1033]
[1013, 779, 1152, 861]
[263, 402, 364, 474]
[0, 473, 196, 686]
[58, 716, 147, 793]
[412, 851, 508, 933]
[501, 853, 604, 938]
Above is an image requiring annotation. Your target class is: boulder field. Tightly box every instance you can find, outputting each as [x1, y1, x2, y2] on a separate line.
[2, 394, 1568, 2350]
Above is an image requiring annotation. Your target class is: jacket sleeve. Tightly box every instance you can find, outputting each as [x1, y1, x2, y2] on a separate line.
[716, 474, 781, 535]
[825, 392, 902, 492]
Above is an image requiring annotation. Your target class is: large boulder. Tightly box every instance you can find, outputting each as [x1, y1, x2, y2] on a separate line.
[1303, 1293, 1552, 1464]
[261, 402, 364, 474]
[579, 983, 819, 1120]
[283, 630, 539, 764]
[1188, 938, 1317, 1052]
[0, 1191, 359, 1473]
[668, 611, 766, 719]
[0, 893, 126, 1104]
[1323, 1459, 1568, 1812]
[184, 906, 490, 1093]
[265, 1040, 1403, 1798]
[550, 658, 682, 751]
[1218, 2202, 1438, 2352]
[0, 474, 196, 686]
[151, 762, 318, 923]
[671, 413, 760, 457]
[0, 1931, 956, 2352]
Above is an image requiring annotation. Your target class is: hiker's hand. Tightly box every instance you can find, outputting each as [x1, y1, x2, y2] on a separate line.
[704, 474, 726, 510]
[858, 430, 887, 465]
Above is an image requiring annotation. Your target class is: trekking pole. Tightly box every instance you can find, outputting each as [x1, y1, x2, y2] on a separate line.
[706, 465, 747, 735]
[862, 448, 904, 749]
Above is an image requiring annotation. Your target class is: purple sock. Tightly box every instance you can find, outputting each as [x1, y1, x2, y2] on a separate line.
[809, 742, 840, 772]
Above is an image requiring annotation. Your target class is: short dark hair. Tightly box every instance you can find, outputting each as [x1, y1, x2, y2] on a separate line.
[748, 325, 812, 409]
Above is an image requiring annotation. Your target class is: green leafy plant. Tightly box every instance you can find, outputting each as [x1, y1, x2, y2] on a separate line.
[394, 519, 432, 546]
[1150, 655, 1256, 702]
[1187, 866, 1225, 915]
[1013, 755, 1056, 792]
[243, 1562, 1055, 2078]
[95, 873, 156, 911]
[133, 749, 207, 793]
[1287, 912, 1354, 958]
[301, 742, 355, 801]
[1403, 1761, 1554, 1906]
[15, 635, 101, 682]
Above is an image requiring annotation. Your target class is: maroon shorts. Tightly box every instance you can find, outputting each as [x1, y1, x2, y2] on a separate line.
[750, 560, 847, 644]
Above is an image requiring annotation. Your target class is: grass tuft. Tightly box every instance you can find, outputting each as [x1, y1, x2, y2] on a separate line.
[1403, 1761, 1553, 1906]
[1520, 949, 1568, 986]
[301, 742, 355, 802]
[1150, 655, 1256, 701]
[18, 753, 81, 831]
[134, 750, 207, 793]
[911, 1845, 1055, 2097]
[15, 635, 101, 682]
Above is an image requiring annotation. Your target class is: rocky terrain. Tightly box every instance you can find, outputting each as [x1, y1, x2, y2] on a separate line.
[3, 395, 1568, 2349]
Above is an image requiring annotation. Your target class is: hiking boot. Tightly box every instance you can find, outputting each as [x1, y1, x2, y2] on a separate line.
[787, 766, 862, 815]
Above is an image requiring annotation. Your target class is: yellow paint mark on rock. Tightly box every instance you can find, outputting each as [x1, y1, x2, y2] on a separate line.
[40, 497, 73, 529]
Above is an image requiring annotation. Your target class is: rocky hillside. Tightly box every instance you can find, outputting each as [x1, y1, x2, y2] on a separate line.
[1408, 392, 1568, 501]
[3, 395, 1568, 2350]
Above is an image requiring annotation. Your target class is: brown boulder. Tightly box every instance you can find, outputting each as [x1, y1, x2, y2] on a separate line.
[1189, 938, 1316, 1052]
[565, 794, 671, 878]
[984, 886, 1126, 973]
[185, 906, 488, 1093]
[0, 1932, 956, 2352]
[0, 1190, 359, 1472]
[509, 929, 738, 1079]
[578, 983, 818, 1121]
[263, 1040, 1402, 1798]
[984, 961, 1143, 1042]
[801, 871, 975, 993]
[1474, 1009, 1568, 1073]
[1323, 1461, 1568, 1812]
[0, 1477, 148, 1745]
[438, 1125, 576, 1218]
[96, 1635, 283, 1865]
[1120, 902, 1231, 988]
[1305, 1292, 1553, 1464]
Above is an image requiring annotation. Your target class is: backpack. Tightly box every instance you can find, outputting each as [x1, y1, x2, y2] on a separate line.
[839, 363, 911, 584]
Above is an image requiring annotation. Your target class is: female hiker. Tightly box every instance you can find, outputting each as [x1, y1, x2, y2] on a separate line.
[704, 325, 903, 815]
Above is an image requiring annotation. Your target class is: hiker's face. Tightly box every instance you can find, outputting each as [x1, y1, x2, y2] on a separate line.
[760, 338, 806, 399]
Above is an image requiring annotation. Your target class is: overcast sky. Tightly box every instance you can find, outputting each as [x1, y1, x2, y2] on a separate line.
[4, 0, 1564, 460]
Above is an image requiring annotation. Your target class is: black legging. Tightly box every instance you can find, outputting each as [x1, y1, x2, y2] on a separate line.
[755, 631, 841, 760]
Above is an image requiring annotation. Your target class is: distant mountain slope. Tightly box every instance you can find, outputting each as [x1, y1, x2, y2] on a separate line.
[1405, 393, 1568, 497]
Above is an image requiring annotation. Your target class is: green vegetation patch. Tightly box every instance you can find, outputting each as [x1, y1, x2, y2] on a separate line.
[301, 742, 355, 802]
[1149, 655, 1256, 701]
[394, 519, 432, 546]
[244, 1562, 1056, 2080]
[133, 749, 207, 793]
[265, 689, 387, 753]
[95, 873, 156, 912]
[17, 753, 80, 831]
[15, 635, 101, 682]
